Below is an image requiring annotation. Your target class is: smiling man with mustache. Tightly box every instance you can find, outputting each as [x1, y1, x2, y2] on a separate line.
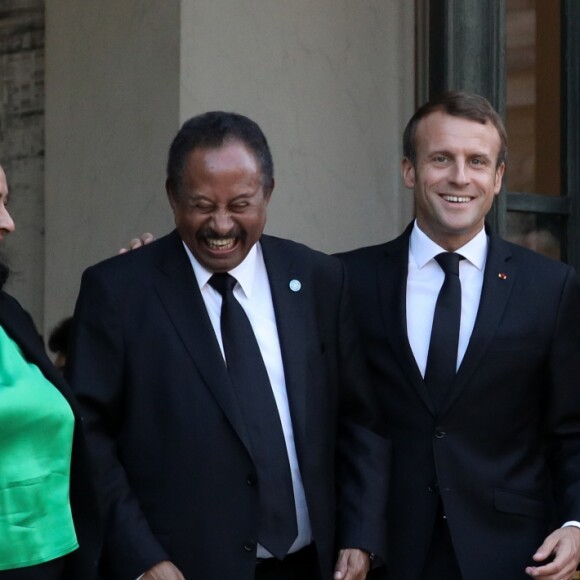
[67, 111, 389, 580]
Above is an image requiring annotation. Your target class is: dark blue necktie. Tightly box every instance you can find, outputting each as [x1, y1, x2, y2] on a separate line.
[424, 253, 464, 412]
[209, 273, 297, 559]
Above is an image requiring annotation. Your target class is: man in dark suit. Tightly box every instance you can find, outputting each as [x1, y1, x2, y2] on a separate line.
[67, 112, 389, 580]
[338, 91, 580, 580]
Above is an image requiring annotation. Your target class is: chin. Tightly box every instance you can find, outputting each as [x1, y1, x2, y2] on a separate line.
[205, 256, 242, 273]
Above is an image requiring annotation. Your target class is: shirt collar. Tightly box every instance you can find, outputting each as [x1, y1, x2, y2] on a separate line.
[410, 219, 488, 271]
[183, 241, 261, 298]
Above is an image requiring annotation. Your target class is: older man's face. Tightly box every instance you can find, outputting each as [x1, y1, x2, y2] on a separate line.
[168, 141, 272, 272]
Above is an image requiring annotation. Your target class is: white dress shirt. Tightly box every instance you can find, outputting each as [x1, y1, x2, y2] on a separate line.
[183, 241, 312, 558]
[406, 221, 487, 377]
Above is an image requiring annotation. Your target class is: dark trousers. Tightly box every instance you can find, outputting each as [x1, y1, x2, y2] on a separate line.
[255, 544, 322, 580]
[0, 557, 65, 580]
[421, 504, 463, 580]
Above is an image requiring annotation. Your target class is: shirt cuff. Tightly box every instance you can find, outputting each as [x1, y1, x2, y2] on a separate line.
[562, 521, 580, 529]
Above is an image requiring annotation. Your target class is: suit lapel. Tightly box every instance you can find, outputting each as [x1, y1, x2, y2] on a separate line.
[441, 229, 515, 413]
[152, 231, 252, 453]
[0, 295, 48, 372]
[379, 226, 436, 414]
[0, 292, 80, 414]
[260, 236, 311, 454]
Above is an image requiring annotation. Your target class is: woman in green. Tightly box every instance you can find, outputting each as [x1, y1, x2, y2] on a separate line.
[0, 166, 100, 579]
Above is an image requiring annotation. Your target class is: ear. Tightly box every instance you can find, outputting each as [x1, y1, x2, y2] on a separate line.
[166, 179, 178, 209]
[493, 162, 506, 195]
[401, 157, 416, 190]
[263, 177, 275, 203]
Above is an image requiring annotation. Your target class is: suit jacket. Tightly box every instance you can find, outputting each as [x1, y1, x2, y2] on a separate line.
[0, 291, 100, 579]
[338, 224, 580, 580]
[67, 230, 390, 580]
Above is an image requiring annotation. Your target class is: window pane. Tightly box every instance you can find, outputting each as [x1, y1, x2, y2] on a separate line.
[506, 0, 561, 196]
[505, 211, 564, 260]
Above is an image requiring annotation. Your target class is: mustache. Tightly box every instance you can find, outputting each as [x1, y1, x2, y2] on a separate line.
[196, 227, 245, 241]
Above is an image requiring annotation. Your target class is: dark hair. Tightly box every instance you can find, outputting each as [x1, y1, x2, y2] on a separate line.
[48, 316, 73, 355]
[403, 91, 508, 168]
[166, 111, 274, 196]
[0, 261, 8, 290]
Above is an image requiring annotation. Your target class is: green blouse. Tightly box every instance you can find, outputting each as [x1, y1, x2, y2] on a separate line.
[0, 325, 78, 570]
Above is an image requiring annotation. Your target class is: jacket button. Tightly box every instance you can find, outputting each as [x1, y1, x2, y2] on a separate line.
[428, 481, 439, 493]
[435, 430, 446, 439]
[244, 540, 256, 552]
[247, 474, 257, 486]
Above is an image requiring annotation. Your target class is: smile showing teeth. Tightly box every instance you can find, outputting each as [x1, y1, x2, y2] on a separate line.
[206, 238, 236, 250]
[442, 195, 471, 203]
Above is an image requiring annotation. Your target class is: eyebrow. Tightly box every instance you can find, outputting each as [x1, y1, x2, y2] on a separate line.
[185, 191, 256, 203]
[428, 149, 493, 161]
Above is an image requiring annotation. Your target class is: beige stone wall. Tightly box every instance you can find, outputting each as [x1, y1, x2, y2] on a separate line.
[179, 0, 415, 253]
[44, 0, 415, 336]
[0, 1, 45, 327]
[45, 0, 181, 335]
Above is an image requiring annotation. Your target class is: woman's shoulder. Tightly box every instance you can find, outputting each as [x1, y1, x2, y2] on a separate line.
[0, 289, 29, 316]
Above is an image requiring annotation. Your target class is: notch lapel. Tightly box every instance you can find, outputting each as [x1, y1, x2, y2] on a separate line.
[0, 292, 78, 413]
[0, 295, 52, 375]
[152, 232, 252, 454]
[379, 229, 436, 414]
[260, 236, 310, 456]
[441, 231, 515, 413]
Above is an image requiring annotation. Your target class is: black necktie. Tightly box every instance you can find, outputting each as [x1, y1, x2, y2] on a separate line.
[424, 253, 464, 412]
[209, 273, 297, 559]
